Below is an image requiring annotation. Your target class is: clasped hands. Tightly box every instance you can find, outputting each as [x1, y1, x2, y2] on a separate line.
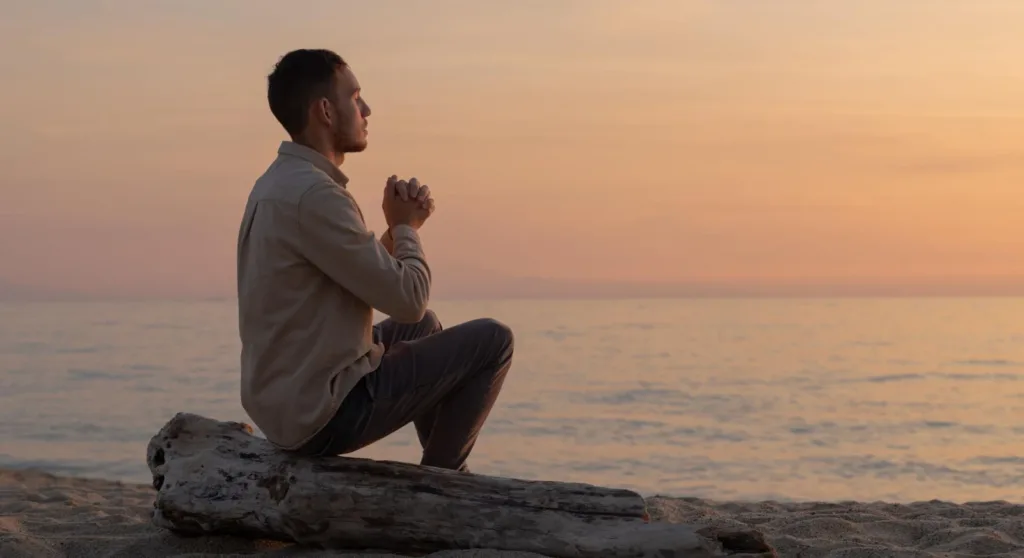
[382, 175, 435, 231]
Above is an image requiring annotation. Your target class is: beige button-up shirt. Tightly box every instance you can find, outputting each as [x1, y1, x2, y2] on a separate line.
[236, 141, 431, 449]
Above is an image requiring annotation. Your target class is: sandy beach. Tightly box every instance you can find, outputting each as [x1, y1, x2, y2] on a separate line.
[2, 466, 1023, 557]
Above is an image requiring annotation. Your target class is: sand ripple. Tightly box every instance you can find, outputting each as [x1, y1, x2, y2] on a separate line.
[647, 496, 1024, 557]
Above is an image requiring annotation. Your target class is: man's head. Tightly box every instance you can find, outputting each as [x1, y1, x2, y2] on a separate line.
[267, 49, 370, 157]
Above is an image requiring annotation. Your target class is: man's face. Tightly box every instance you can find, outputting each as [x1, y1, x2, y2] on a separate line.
[329, 65, 371, 153]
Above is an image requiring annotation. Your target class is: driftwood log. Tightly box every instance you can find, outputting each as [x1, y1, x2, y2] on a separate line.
[146, 413, 771, 557]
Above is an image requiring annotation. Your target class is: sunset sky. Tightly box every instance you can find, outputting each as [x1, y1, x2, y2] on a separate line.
[2, 0, 1023, 299]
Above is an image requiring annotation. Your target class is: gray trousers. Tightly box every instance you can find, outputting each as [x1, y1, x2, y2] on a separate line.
[298, 310, 514, 471]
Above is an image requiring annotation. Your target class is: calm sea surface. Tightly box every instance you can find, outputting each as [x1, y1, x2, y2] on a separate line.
[1, 298, 1022, 503]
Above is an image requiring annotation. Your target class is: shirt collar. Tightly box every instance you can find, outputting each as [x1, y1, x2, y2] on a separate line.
[277, 141, 349, 186]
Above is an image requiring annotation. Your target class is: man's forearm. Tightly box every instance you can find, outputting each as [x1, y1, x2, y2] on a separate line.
[298, 186, 430, 323]
[381, 228, 395, 254]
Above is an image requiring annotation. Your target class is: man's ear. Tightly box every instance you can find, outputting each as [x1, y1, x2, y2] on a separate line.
[312, 98, 332, 127]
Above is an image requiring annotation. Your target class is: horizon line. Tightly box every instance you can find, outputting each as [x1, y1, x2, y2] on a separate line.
[3, 292, 1024, 304]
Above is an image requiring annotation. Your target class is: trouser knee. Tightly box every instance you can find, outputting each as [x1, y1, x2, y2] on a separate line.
[420, 309, 443, 334]
[468, 317, 514, 359]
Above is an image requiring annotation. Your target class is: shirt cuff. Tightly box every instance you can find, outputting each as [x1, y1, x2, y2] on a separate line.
[389, 224, 420, 243]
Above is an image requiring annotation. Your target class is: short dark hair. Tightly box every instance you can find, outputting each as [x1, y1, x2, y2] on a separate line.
[267, 49, 346, 137]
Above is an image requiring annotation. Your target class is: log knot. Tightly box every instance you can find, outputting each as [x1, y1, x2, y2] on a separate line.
[257, 474, 291, 503]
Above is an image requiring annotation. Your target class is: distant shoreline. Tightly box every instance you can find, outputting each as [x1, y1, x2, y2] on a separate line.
[4, 292, 1024, 303]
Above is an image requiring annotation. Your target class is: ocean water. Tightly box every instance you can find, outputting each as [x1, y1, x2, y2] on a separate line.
[1, 297, 1023, 504]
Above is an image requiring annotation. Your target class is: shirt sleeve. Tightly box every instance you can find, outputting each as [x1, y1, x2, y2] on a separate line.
[296, 181, 431, 322]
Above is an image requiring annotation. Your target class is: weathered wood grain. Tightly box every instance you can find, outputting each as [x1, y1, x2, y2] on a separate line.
[146, 412, 772, 557]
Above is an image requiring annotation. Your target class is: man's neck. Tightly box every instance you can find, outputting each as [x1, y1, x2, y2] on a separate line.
[291, 135, 344, 167]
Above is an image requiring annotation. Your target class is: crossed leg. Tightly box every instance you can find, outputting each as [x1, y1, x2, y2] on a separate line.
[304, 310, 514, 471]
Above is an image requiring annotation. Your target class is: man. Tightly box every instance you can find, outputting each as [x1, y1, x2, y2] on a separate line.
[236, 48, 514, 472]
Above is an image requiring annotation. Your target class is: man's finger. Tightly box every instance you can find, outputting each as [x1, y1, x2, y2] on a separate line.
[407, 177, 421, 200]
[395, 180, 409, 201]
[416, 185, 430, 201]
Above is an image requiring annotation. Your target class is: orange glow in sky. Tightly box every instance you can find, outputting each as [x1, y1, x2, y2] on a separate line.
[2, 1, 1023, 299]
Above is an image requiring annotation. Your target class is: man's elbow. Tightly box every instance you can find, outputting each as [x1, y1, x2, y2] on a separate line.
[386, 296, 430, 324]
[371, 266, 431, 323]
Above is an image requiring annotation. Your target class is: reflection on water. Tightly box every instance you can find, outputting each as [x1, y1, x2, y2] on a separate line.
[1, 297, 1022, 503]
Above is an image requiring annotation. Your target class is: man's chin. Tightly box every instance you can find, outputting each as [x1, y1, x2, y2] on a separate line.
[344, 141, 368, 154]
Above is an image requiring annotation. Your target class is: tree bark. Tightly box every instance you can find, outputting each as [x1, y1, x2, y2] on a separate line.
[145, 412, 767, 557]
